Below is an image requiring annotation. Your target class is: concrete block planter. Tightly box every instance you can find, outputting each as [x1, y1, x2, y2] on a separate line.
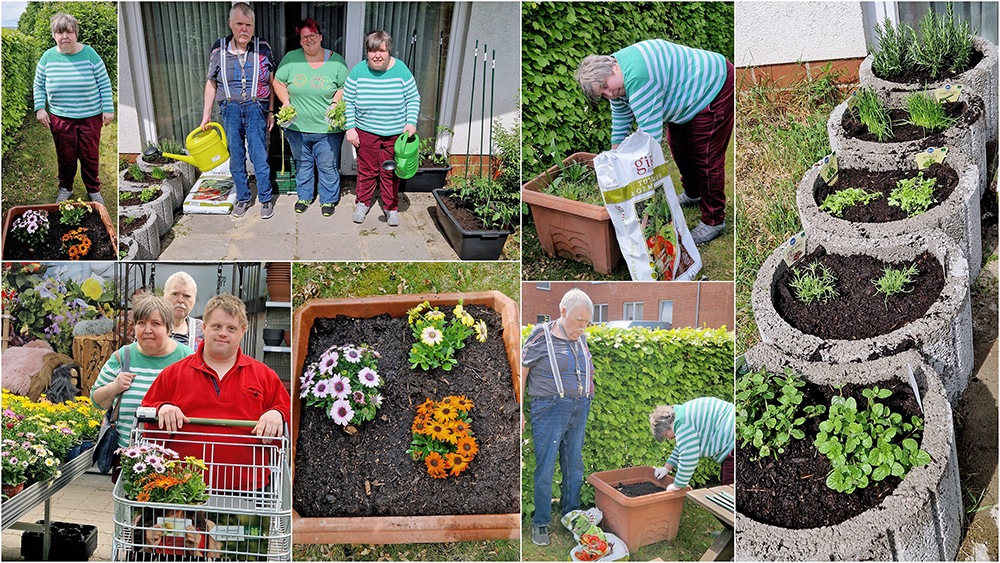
[136, 158, 194, 191]
[827, 93, 987, 197]
[118, 235, 138, 261]
[119, 186, 174, 238]
[737, 345, 962, 561]
[291, 292, 521, 544]
[797, 147, 982, 281]
[118, 207, 160, 260]
[858, 35, 998, 140]
[522, 153, 622, 274]
[586, 465, 688, 552]
[752, 230, 972, 404]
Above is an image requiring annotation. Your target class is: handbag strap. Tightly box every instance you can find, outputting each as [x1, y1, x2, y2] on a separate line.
[110, 346, 131, 423]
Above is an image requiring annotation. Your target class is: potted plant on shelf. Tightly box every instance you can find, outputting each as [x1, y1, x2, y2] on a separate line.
[401, 125, 455, 192]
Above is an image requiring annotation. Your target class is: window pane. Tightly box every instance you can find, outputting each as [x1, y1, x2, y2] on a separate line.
[635, 303, 643, 320]
[536, 314, 550, 323]
[536, 282, 550, 290]
[595, 304, 608, 323]
[659, 300, 673, 323]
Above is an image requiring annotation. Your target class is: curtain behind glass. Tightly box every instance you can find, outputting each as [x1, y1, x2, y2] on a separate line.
[365, 2, 453, 140]
[897, 2, 998, 45]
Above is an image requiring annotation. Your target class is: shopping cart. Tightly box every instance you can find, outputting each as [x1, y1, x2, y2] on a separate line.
[111, 412, 291, 561]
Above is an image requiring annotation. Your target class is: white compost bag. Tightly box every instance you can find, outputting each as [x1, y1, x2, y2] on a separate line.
[183, 174, 238, 214]
[595, 131, 702, 281]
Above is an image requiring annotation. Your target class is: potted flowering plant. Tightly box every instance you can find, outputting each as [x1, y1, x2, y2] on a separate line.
[407, 301, 488, 371]
[407, 396, 479, 478]
[117, 443, 209, 505]
[2, 440, 33, 497]
[3, 203, 117, 260]
[298, 344, 385, 429]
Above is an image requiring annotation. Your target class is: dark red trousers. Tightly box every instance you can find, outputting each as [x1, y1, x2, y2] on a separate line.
[50, 113, 103, 193]
[666, 60, 734, 226]
[720, 450, 734, 486]
[355, 128, 400, 211]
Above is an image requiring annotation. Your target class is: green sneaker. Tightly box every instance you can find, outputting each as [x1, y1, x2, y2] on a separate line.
[295, 199, 312, 213]
[321, 203, 336, 216]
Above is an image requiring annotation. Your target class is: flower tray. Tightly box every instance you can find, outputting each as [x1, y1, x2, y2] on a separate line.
[20, 521, 98, 561]
[400, 165, 452, 193]
[586, 465, 689, 553]
[2, 203, 117, 260]
[291, 291, 521, 544]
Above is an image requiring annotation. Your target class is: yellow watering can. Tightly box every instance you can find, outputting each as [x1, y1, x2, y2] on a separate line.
[141, 123, 229, 172]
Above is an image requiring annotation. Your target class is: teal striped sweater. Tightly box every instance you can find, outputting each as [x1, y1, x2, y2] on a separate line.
[344, 59, 420, 136]
[665, 397, 735, 488]
[91, 343, 194, 448]
[610, 39, 727, 144]
[33, 45, 114, 119]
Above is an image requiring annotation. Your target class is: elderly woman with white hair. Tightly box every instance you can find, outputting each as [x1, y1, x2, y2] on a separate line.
[521, 288, 595, 546]
[575, 39, 734, 246]
[163, 271, 203, 349]
[649, 396, 735, 492]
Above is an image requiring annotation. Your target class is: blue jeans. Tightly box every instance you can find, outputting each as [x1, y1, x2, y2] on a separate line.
[531, 395, 591, 527]
[220, 100, 271, 203]
[286, 129, 344, 205]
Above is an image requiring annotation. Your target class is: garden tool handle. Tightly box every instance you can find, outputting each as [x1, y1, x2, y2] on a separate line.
[188, 123, 227, 150]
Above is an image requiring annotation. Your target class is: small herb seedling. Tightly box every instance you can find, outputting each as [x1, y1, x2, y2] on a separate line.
[889, 172, 937, 217]
[123, 216, 137, 225]
[128, 163, 146, 182]
[906, 91, 956, 133]
[873, 264, 920, 308]
[855, 88, 893, 142]
[736, 367, 826, 460]
[790, 262, 839, 304]
[150, 167, 169, 180]
[139, 186, 158, 203]
[819, 188, 882, 217]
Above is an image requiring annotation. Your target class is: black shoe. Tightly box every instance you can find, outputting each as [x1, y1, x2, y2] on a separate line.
[295, 199, 312, 213]
[321, 203, 335, 216]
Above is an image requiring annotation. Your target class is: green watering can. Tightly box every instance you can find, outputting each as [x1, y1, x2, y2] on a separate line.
[381, 131, 419, 179]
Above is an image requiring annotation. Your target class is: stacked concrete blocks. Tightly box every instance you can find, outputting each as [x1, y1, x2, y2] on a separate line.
[118, 206, 161, 260]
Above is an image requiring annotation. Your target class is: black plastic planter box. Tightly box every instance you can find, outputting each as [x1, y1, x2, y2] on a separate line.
[21, 521, 98, 561]
[433, 189, 512, 261]
[400, 165, 452, 192]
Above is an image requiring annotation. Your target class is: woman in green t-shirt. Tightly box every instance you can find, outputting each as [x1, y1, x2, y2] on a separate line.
[273, 19, 349, 217]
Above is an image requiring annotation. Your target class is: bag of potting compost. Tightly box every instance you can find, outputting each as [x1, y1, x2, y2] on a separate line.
[594, 130, 702, 281]
[561, 508, 604, 540]
[183, 174, 238, 214]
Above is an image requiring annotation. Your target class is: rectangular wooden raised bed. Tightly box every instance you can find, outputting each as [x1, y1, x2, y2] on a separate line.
[2, 202, 117, 259]
[587, 465, 689, 552]
[291, 291, 521, 544]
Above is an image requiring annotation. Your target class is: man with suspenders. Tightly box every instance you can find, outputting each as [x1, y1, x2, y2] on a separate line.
[201, 2, 276, 219]
[521, 289, 596, 546]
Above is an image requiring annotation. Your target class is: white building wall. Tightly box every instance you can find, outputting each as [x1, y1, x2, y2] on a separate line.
[117, 10, 141, 153]
[735, 2, 868, 67]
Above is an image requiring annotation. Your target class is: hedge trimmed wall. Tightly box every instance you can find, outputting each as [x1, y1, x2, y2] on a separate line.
[521, 1, 735, 177]
[521, 325, 735, 515]
[1, 30, 36, 154]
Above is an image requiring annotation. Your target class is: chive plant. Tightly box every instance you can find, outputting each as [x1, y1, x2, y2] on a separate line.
[790, 262, 839, 304]
[855, 88, 893, 142]
[905, 91, 957, 133]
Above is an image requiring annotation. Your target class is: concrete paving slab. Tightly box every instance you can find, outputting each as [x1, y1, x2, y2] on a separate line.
[361, 232, 434, 260]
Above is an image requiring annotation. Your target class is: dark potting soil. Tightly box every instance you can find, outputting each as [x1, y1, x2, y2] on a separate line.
[614, 481, 665, 497]
[774, 245, 945, 340]
[119, 188, 163, 207]
[3, 210, 115, 260]
[119, 214, 149, 238]
[736, 378, 924, 529]
[812, 162, 958, 223]
[293, 305, 519, 518]
[874, 49, 985, 84]
[841, 100, 981, 144]
[439, 193, 512, 232]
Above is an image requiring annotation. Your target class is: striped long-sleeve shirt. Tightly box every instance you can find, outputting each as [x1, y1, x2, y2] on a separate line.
[665, 397, 735, 488]
[610, 39, 727, 144]
[33, 45, 114, 119]
[344, 59, 420, 136]
[90, 343, 194, 448]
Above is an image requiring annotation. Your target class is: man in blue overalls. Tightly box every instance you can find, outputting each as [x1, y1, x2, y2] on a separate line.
[201, 2, 275, 219]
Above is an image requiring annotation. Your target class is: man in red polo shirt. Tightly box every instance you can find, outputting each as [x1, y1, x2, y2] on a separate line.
[142, 293, 290, 491]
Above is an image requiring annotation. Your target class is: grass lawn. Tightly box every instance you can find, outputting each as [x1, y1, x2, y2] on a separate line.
[293, 540, 520, 561]
[521, 139, 734, 281]
[1, 107, 118, 230]
[520, 499, 722, 561]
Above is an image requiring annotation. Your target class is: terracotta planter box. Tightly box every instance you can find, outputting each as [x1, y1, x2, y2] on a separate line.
[291, 291, 521, 544]
[522, 153, 621, 274]
[2, 202, 117, 259]
[586, 465, 689, 552]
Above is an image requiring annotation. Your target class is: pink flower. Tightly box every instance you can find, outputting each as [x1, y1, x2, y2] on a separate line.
[358, 367, 379, 388]
[329, 399, 354, 426]
[330, 375, 351, 400]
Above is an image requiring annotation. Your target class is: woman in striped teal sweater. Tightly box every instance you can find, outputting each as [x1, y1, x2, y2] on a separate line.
[344, 31, 420, 227]
[649, 396, 735, 491]
[33, 13, 114, 205]
[575, 39, 734, 246]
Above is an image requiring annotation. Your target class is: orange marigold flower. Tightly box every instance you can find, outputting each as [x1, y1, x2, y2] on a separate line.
[446, 452, 470, 476]
[428, 423, 449, 442]
[425, 452, 447, 478]
[452, 396, 474, 412]
[435, 404, 458, 421]
[416, 398, 436, 416]
[442, 424, 461, 445]
[412, 419, 429, 434]
[440, 396, 456, 407]
[456, 436, 479, 458]
[452, 420, 471, 435]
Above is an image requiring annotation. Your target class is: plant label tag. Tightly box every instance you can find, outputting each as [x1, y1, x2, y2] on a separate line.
[781, 231, 808, 266]
[934, 84, 963, 103]
[157, 517, 193, 537]
[907, 364, 924, 414]
[210, 525, 245, 542]
[818, 152, 838, 185]
[915, 147, 947, 169]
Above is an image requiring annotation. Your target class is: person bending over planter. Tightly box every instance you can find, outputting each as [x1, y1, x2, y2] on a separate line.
[163, 271, 204, 349]
[575, 39, 735, 246]
[273, 18, 349, 218]
[33, 12, 114, 205]
[521, 289, 596, 546]
[344, 30, 420, 227]
[649, 397, 735, 491]
[141, 293, 291, 491]
[91, 296, 195, 478]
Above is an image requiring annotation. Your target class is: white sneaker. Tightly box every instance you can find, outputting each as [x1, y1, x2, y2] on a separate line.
[387, 210, 399, 226]
[352, 203, 370, 224]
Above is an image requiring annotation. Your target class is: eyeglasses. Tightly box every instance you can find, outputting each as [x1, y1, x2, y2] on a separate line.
[300, 33, 320, 43]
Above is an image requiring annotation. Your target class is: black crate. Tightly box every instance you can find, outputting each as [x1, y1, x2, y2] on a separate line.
[21, 521, 98, 561]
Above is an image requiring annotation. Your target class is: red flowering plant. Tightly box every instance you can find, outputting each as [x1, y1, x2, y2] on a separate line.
[406, 396, 479, 478]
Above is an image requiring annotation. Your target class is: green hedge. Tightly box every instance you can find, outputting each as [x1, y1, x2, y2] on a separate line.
[521, 325, 734, 515]
[1, 29, 37, 154]
[23, 1, 118, 96]
[521, 1, 734, 177]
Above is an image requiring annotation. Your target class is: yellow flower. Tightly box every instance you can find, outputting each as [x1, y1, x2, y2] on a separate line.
[453, 304, 464, 318]
[474, 320, 488, 342]
[459, 313, 474, 327]
[421, 326, 443, 346]
[80, 276, 103, 300]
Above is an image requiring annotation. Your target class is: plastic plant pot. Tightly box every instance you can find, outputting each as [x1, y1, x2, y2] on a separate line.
[432, 188, 512, 260]
[586, 465, 689, 553]
[400, 165, 453, 192]
[291, 291, 521, 544]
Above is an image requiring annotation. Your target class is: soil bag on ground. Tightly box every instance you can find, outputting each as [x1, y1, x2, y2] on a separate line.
[562, 508, 604, 540]
[183, 174, 238, 214]
[595, 130, 701, 280]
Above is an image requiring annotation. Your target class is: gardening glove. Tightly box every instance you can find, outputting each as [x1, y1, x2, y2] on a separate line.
[654, 463, 674, 480]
